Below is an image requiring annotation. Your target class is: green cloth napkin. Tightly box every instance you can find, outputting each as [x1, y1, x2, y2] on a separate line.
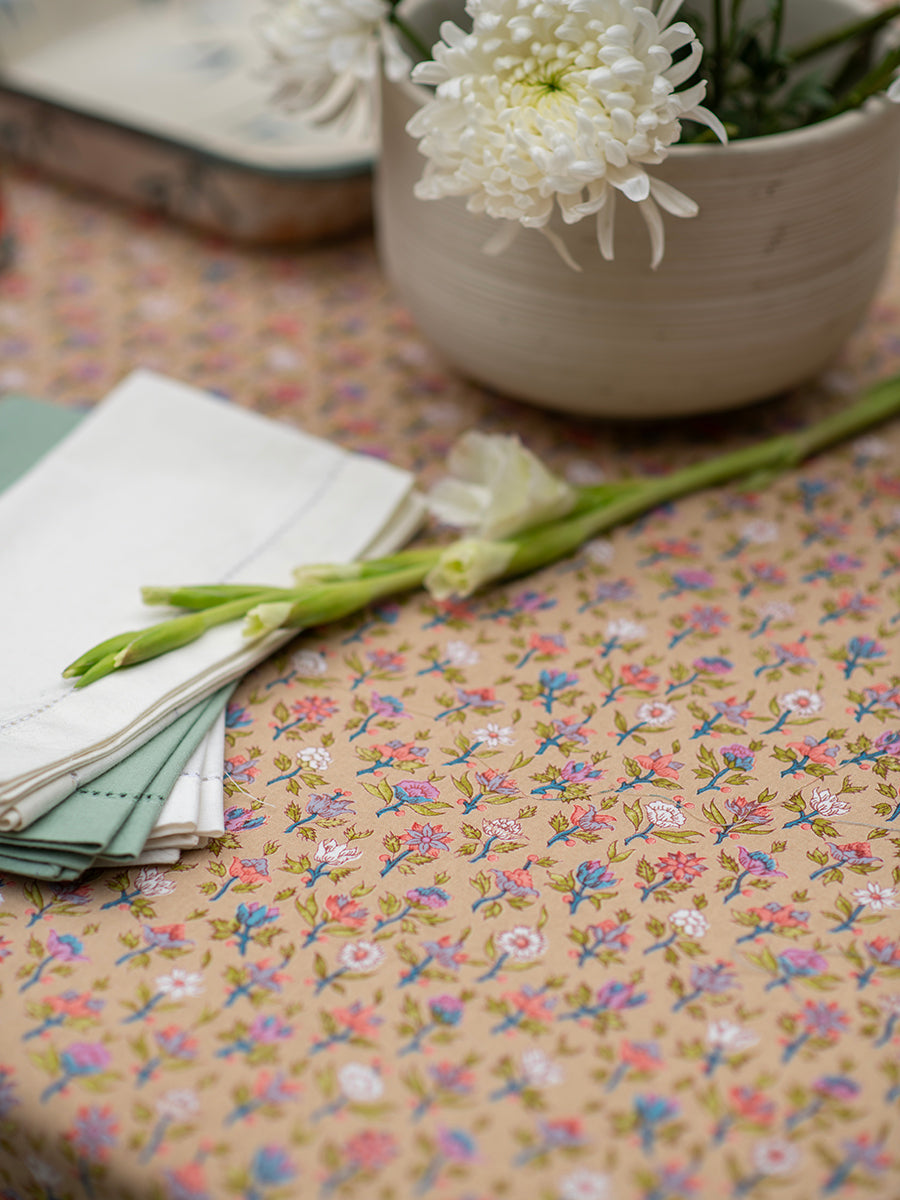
[0, 396, 231, 879]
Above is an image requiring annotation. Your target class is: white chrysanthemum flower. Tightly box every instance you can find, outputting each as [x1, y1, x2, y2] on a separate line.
[428, 430, 576, 539]
[259, 0, 409, 129]
[408, 0, 726, 268]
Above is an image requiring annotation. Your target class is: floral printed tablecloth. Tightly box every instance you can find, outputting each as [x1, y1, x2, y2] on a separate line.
[1, 165, 899, 1200]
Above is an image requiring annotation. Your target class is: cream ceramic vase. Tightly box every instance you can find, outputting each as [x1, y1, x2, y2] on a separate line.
[375, 0, 900, 418]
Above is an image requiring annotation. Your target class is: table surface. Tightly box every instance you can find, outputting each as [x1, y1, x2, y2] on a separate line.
[1, 164, 900, 1200]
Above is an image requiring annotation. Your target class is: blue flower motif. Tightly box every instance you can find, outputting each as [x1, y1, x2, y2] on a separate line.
[251, 1145, 296, 1186]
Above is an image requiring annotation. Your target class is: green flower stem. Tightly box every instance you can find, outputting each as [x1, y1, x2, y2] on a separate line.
[140, 584, 290, 610]
[387, 5, 431, 64]
[787, 4, 900, 66]
[65, 589, 288, 687]
[65, 376, 900, 687]
[502, 375, 900, 579]
[829, 42, 900, 115]
[712, 0, 726, 112]
[260, 560, 435, 632]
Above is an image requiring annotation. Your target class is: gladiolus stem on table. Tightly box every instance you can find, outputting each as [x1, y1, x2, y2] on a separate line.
[64, 375, 900, 687]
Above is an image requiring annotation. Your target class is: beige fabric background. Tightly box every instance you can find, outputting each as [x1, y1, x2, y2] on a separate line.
[0, 164, 899, 1200]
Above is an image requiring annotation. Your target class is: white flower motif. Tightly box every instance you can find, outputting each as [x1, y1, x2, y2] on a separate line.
[520, 1047, 564, 1087]
[266, 345, 304, 371]
[853, 434, 891, 460]
[852, 881, 898, 912]
[422, 397, 463, 423]
[752, 1139, 800, 1176]
[566, 459, 607, 485]
[0, 367, 28, 390]
[496, 925, 547, 961]
[740, 519, 778, 544]
[155, 1089, 200, 1121]
[879, 993, 900, 1016]
[408, 0, 725, 268]
[292, 649, 328, 677]
[779, 689, 823, 715]
[584, 537, 615, 565]
[338, 1062, 385, 1102]
[758, 600, 794, 622]
[338, 939, 386, 972]
[670, 908, 708, 938]
[299, 746, 332, 771]
[705, 1020, 759, 1053]
[425, 537, 515, 600]
[156, 969, 205, 999]
[645, 800, 685, 830]
[260, 0, 408, 128]
[808, 787, 850, 818]
[314, 839, 363, 867]
[134, 866, 176, 898]
[558, 1169, 611, 1200]
[606, 618, 645, 642]
[472, 723, 515, 747]
[635, 700, 677, 728]
[427, 430, 576, 539]
[446, 639, 480, 667]
[484, 817, 523, 839]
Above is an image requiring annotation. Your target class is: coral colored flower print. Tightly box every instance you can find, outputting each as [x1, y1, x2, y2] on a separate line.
[67, 1105, 119, 1161]
[224, 755, 260, 784]
[657, 851, 708, 883]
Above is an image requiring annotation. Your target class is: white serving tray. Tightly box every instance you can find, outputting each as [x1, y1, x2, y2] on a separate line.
[0, 0, 376, 243]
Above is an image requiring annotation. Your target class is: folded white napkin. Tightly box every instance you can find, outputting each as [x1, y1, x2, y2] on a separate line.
[144, 707, 227, 849]
[0, 369, 423, 830]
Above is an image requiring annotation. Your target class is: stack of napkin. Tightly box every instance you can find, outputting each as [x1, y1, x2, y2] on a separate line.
[0, 371, 423, 879]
